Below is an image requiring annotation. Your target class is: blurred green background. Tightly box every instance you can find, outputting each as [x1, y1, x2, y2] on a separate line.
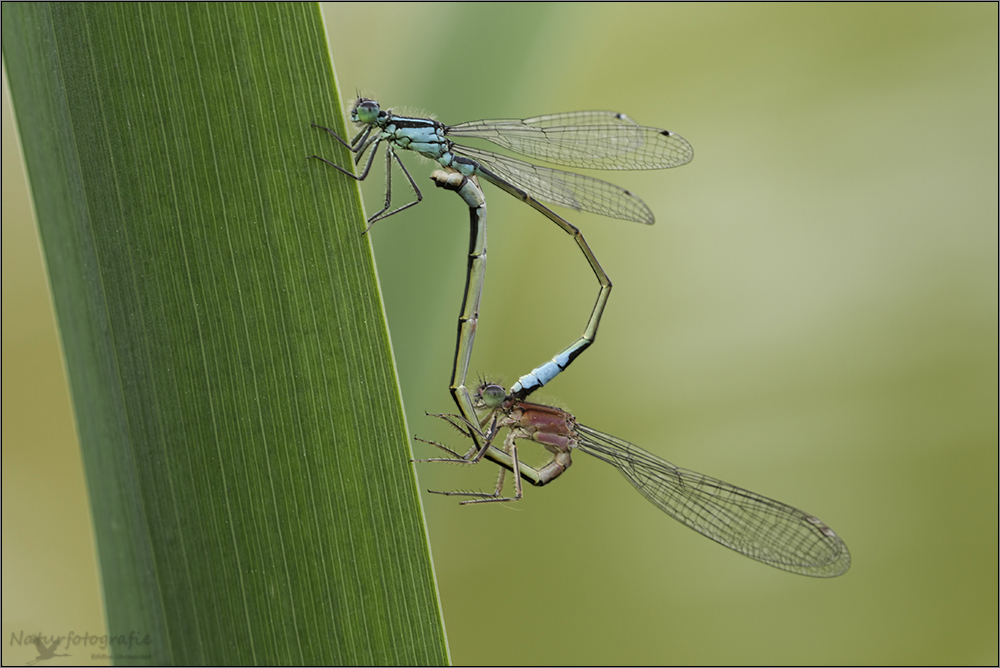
[3, 3, 996, 665]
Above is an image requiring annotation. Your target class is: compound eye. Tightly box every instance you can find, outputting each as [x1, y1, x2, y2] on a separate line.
[354, 99, 381, 124]
[478, 383, 507, 409]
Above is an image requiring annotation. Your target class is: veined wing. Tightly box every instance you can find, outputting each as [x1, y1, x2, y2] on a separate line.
[446, 111, 693, 171]
[575, 424, 851, 577]
[456, 144, 655, 224]
[452, 110, 643, 130]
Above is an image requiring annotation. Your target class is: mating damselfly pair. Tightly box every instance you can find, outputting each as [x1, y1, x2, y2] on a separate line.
[310, 97, 850, 577]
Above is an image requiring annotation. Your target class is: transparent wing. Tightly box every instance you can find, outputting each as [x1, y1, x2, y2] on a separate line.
[575, 424, 851, 577]
[447, 111, 693, 170]
[454, 144, 655, 224]
[465, 110, 643, 127]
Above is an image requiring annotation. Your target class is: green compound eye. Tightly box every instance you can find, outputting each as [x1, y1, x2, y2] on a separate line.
[353, 98, 380, 124]
[478, 383, 507, 409]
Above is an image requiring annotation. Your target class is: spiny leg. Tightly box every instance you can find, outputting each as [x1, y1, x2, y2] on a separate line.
[310, 123, 370, 153]
[416, 410, 530, 501]
[412, 410, 498, 465]
[364, 147, 425, 229]
[429, 431, 525, 503]
[306, 129, 381, 186]
[460, 434, 523, 504]
[309, 125, 422, 229]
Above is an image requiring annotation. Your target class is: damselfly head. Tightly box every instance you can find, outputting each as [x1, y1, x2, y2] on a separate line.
[475, 382, 508, 410]
[351, 97, 382, 125]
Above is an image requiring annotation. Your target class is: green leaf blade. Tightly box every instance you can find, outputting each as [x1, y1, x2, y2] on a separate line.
[3, 3, 448, 664]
